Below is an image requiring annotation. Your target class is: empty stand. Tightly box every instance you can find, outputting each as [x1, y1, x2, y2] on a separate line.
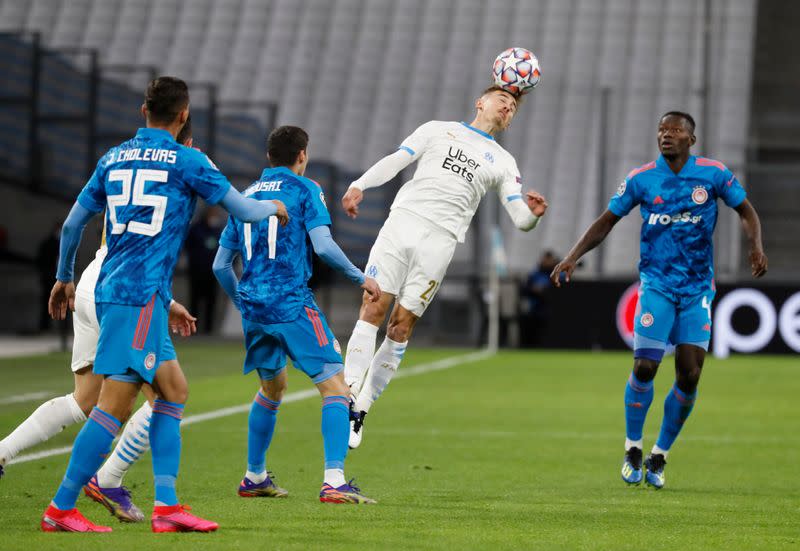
[0, 0, 759, 275]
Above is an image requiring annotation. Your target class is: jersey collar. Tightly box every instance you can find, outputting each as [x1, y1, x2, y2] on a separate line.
[460, 121, 495, 141]
[260, 166, 296, 180]
[135, 127, 175, 141]
[656, 154, 696, 176]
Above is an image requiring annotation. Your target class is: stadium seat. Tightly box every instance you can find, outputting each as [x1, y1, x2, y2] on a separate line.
[0, 0, 758, 274]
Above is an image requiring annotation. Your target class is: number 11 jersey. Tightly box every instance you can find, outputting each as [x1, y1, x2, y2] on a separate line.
[77, 127, 231, 307]
[218, 166, 331, 325]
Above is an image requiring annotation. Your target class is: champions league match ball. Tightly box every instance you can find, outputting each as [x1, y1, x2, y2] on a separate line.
[492, 47, 541, 96]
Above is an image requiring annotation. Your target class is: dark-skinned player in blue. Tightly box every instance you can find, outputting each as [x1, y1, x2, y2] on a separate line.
[550, 112, 767, 489]
[213, 126, 381, 504]
[44, 76, 289, 532]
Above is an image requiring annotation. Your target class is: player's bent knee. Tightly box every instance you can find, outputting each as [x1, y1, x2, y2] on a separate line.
[316, 371, 349, 398]
[676, 365, 703, 392]
[632, 358, 660, 382]
[72, 369, 104, 415]
[153, 360, 189, 404]
[161, 383, 189, 405]
[360, 300, 388, 326]
[262, 376, 288, 402]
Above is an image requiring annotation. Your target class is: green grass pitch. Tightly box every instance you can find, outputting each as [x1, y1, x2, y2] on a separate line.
[0, 344, 797, 550]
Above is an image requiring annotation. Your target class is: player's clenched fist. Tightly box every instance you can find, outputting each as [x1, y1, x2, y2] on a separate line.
[48, 280, 75, 320]
[342, 187, 363, 219]
[271, 200, 289, 226]
[361, 276, 381, 303]
[525, 191, 548, 217]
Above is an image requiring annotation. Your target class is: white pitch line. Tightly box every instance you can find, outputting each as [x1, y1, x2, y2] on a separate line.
[9, 349, 493, 465]
[0, 391, 54, 406]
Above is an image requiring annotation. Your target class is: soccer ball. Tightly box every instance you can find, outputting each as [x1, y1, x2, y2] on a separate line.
[492, 47, 541, 96]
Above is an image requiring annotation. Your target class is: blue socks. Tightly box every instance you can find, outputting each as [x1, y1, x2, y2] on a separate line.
[656, 384, 697, 452]
[53, 407, 120, 510]
[247, 391, 280, 474]
[624, 372, 654, 443]
[150, 399, 184, 506]
[321, 396, 349, 470]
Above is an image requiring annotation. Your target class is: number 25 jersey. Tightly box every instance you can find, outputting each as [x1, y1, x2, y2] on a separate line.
[77, 127, 231, 306]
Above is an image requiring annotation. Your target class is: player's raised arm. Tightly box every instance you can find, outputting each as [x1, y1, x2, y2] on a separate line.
[308, 225, 380, 302]
[734, 199, 768, 278]
[342, 150, 415, 219]
[342, 121, 437, 219]
[550, 209, 621, 287]
[180, 146, 289, 226]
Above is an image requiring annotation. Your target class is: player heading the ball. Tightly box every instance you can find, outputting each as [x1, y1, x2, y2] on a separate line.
[341, 84, 548, 449]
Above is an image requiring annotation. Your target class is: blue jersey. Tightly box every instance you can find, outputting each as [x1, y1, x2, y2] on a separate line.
[219, 166, 331, 325]
[608, 155, 746, 297]
[77, 127, 231, 306]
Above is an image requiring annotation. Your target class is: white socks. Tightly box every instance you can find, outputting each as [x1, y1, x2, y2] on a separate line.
[96, 401, 153, 488]
[344, 320, 379, 392]
[625, 438, 643, 451]
[246, 470, 267, 484]
[651, 444, 669, 459]
[324, 468, 346, 488]
[354, 337, 408, 413]
[0, 393, 86, 465]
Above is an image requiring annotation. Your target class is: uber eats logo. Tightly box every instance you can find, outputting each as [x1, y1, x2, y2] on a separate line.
[442, 147, 480, 183]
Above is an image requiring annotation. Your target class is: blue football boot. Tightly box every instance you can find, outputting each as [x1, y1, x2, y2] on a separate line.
[644, 453, 666, 489]
[621, 447, 643, 485]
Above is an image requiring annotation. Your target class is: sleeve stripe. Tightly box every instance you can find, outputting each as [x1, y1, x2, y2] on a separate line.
[506, 194, 522, 202]
[398, 145, 415, 156]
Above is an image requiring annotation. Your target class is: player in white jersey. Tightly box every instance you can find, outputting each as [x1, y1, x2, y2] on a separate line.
[341, 86, 548, 447]
[0, 123, 197, 523]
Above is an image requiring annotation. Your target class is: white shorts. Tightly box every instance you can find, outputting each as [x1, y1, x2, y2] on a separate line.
[70, 253, 104, 372]
[71, 291, 99, 372]
[365, 208, 458, 317]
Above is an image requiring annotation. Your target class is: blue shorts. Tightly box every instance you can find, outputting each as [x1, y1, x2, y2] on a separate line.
[242, 305, 343, 384]
[94, 294, 177, 384]
[634, 284, 715, 362]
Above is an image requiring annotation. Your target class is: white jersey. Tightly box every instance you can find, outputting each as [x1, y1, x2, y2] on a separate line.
[391, 121, 524, 242]
[75, 246, 107, 300]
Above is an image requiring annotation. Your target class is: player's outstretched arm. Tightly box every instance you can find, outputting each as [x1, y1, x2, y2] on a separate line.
[219, 188, 288, 225]
[212, 245, 241, 309]
[342, 149, 415, 219]
[734, 199, 768, 278]
[550, 209, 621, 287]
[308, 225, 381, 302]
[49, 201, 99, 319]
